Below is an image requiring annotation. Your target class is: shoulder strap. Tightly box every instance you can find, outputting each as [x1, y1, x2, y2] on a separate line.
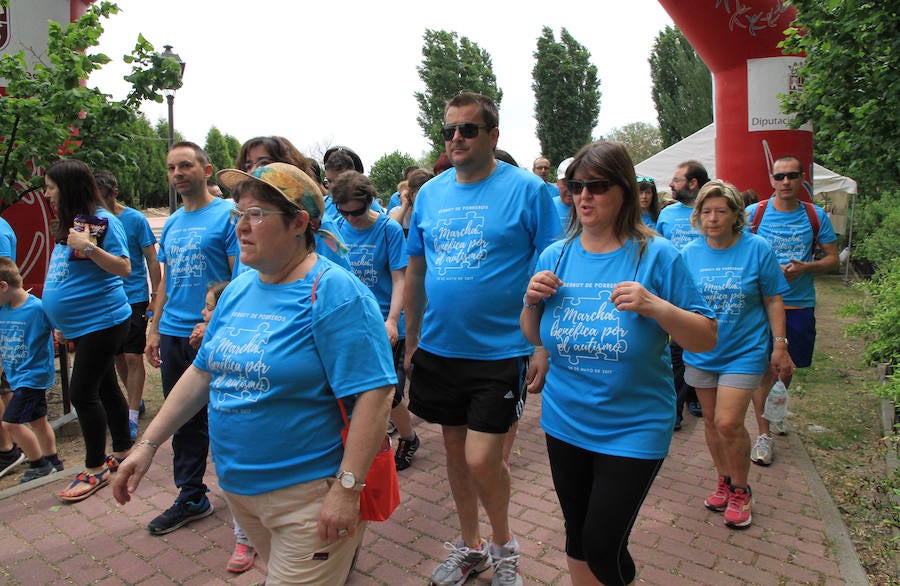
[750, 200, 768, 234]
[309, 266, 351, 428]
[801, 201, 820, 254]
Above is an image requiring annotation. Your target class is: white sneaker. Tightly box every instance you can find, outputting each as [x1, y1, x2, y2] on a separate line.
[750, 434, 775, 466]
[769, 419, 787, 435]
[490, 536, 522, 586]
[431, 539, 491, 586]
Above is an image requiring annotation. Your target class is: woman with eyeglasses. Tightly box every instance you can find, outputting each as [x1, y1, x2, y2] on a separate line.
[637, 176, 661, 231]
[231, 136, 351, 275]
[331, 171, 421, 471]
[113, 163, 396, 584]
[680, 180, 792, 529]
[520, 141, 716, 586]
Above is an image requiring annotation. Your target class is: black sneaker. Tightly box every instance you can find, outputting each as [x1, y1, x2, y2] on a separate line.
[147, 495, 214, 535]
[0, 445, 26, 478]
[395, 433, 420, 471]
[20, 460, 54, 484]
[51, 459, 65, 473]
[687, 401, 703, 417]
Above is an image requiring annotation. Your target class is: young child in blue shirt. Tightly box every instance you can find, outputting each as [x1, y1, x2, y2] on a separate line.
[0, 258, 63, 483]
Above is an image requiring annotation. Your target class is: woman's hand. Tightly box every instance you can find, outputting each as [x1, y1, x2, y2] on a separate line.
[66, 228, 91, 252]
[769, 345, 795, 380]
[526, 346, 549, 394]
[384, 320, 399, 347]
[318, 483, 361, 543]
[610, 281, 658, 317]
[111, 443, 156, 505]
[189, 322, 207, 350]
[525, 270, 562, 306]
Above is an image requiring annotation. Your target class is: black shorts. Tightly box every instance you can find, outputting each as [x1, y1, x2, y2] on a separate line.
[408, 348, 526, 434]
[116, 301, 150, 355]
[391, 339, 406, 408]
[2, 388, 49, 424]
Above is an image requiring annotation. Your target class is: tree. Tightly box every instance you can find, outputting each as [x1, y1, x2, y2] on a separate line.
[415, 30, 503, 160]
[205, 127, 232, 174]
[780, 1, 898, 197]
[606, 122, 663, 164]
[224, 133, 242, 167]
[369, 151, 417, 199]
[532, 27, 601, 166]
[649, 26, 713, 148]
[0, 1, 182, 205]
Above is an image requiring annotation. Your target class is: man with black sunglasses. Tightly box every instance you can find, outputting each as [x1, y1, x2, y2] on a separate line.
[745, 155, 839, 466]
[405, 92, 558, 586]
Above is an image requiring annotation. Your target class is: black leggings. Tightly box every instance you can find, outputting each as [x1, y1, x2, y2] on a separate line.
[70, 320, 131, 468]
[546, 434, 663, 586]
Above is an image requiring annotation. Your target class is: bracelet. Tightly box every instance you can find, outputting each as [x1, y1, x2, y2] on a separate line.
[136, 439, 160, 450]
[523, 293, 538, 310]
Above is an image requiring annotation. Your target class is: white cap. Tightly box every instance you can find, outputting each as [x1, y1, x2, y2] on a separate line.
[557, 157, 574, 177]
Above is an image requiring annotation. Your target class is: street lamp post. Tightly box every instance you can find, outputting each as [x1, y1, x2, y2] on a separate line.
[160, 45, 186, 215]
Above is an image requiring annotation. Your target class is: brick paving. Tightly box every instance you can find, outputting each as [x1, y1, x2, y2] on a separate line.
[0, 395, 869, 585]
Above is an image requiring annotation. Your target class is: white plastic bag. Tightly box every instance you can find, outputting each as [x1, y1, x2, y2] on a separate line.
[763, 378, 789, 422]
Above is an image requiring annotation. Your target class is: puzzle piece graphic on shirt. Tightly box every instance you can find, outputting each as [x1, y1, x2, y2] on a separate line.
[213, 322, 274, 402]
[551, 291, 627, 365]
[699, 270, 744, 316]
[431, 211, 487, 276]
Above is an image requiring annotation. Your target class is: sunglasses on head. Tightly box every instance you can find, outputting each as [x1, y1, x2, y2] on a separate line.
[337, 206, 368, 217]
[441, 122, 492, 141]
[567, 178, 614, 196]
[772, 171, 801, 181]
[636, 176, 655, 183]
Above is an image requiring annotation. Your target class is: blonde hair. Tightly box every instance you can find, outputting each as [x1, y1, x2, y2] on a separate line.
[691, 180, 746, 235]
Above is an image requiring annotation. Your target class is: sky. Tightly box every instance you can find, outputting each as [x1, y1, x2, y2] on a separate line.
[89, 0, 675, 171]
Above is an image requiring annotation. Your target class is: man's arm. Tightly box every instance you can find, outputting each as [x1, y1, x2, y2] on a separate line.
[142, 244, 162, 312]
[403, 255, 426, 374]
[145, 266, 167, 368]
[785, 241, 839, 281]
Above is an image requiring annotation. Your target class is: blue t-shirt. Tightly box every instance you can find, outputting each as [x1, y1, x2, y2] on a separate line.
[681, 233, 789, 374]
[194, 256, 397, 495]
[407, 162, 559, 359]
[157, 198, 238, 337]
[536, 236, 714, 459]
[0, 217, 16, 262]
[42, 207, 131, 339]
[641, 212, 657, 232]
[116, 206, 157, 304]
[745, 201, 837, 307]
[656, 202, 701, 251]
[387, 191, 401, 213]
[336, 213, 407, 337]
[0, 295, 55, 390]
[551, 196, 571, 238]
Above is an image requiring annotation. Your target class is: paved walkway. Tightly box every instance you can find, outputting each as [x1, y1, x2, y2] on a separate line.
[0, 396, 869, 585]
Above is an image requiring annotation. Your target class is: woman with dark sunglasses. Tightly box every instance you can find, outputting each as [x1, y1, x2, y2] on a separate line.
[520, 141, 716, 586]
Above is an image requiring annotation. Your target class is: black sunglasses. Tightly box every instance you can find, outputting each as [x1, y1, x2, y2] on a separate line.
[337, 206, 368, 218]
[772, 171, 801, 181]
[566, 178, 614, 196]
[441, 123, 493, 141]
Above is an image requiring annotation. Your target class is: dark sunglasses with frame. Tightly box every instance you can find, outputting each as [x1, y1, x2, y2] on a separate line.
[566, 178, 615, 196]
[772, 171, 802, 181]
[337, 206, 369, 218]
[440, 122, 494, 141]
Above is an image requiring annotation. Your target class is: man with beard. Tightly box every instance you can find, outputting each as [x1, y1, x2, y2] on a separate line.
[657, 160, 711, 429]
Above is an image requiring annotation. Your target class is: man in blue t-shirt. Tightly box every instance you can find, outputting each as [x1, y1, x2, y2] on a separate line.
[406, 92, 557, 586]
[745, 155, 839, 465]
[145, 142, 237, 535]
[96, 171, 161, 440]
[658, 160, 710, 428]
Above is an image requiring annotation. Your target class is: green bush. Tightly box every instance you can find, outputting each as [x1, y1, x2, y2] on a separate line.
[851, 189, 900, 271]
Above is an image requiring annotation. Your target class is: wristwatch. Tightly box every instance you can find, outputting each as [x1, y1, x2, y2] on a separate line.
[773, 336, 789, 345]
[336, 471, 366, 491]
[82, 242, 96, 256]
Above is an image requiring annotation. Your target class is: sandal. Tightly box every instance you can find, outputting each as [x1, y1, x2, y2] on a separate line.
[105, 454, 126, 472]
[57, 468, 110, 503]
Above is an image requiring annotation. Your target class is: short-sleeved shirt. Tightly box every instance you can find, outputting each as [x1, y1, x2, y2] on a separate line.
[551, 196, 571, 238]
[407, 161, 559, 360]
[536, 236, 714, 459]
[116, 206, 157, 304]
[681, 232, 789, 374]
[0, 295, 55, 390]
[157, 197, 238, 337]
[42, 207, 131, 338]
[336, 213, 407, 336]
[745, 201, 837, 307]
[195, 256, 397, 495]
[656, 202, 701, 251]
[0, 217, 17, 262]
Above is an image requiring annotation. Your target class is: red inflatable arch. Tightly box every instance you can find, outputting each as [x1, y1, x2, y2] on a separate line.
[657, 1, 813, 201]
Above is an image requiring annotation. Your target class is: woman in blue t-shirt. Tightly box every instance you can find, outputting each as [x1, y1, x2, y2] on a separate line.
[41, 159, 133, 502]
[638, 176, 661, 231]
[113, 163, 396, 584]
[521, 142, 717, 586]
[680, 180, 793, 530]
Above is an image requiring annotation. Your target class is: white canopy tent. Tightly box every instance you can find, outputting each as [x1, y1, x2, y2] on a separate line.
[635, 124, 859, 280]
[634, 124, 858, 234]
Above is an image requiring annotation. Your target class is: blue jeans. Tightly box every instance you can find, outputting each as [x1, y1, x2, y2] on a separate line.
[159, 334, 208, 502]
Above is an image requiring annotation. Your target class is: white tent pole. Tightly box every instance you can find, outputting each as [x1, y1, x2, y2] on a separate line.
[844, 192, 856, 284]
